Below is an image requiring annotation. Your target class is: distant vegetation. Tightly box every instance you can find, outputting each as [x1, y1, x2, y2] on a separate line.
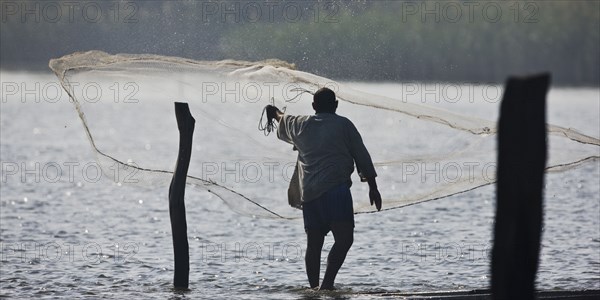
[1, 0, 598, 85]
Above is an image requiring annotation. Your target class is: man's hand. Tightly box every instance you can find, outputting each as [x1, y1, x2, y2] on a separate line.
[266, 105, 283, 122]
[367, 177, 382, 211]
[369, 188, 382, 211]
[259, 104, 284, 136]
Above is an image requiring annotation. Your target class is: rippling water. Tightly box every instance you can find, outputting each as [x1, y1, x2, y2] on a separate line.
[1, 73, 599, 299]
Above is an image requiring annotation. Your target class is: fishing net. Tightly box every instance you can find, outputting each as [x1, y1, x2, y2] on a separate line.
[49, 51, 599, 219]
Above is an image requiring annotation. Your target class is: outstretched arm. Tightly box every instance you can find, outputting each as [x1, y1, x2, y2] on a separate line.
[267, 105, 295, 145]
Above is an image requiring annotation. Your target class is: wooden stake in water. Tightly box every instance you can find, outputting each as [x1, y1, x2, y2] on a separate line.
[492, 73, 550, 299]
[169, 102, 195, 289]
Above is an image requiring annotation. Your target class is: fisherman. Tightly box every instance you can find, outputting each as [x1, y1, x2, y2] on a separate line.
[266, 87, 382, 290]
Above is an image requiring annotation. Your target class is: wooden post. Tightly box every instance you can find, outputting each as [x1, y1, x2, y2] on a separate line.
[492, 73, 550, 299]
[169, 102, 195, 289]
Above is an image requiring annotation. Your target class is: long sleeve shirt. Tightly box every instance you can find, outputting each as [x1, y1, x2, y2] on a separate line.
[277, 112, 377, 204]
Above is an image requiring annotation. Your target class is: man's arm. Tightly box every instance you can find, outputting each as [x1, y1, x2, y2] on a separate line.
[346, 121, 381, 211]
[266, 105, 295, 145]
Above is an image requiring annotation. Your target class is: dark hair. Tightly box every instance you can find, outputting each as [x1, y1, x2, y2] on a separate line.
[313, 87, 337, 113]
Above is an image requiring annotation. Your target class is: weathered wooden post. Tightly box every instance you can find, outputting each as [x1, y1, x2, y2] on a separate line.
[169, 102, 195, 289]
[492, 73, 550, 299]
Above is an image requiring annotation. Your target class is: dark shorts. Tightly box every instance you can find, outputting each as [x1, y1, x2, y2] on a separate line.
[302, 183, 355, 235]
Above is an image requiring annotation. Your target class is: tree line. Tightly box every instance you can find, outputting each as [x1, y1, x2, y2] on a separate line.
[1, 1, 598, 86]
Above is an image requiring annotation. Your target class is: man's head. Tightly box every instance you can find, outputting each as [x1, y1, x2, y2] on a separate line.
[312, 87, 338, 113]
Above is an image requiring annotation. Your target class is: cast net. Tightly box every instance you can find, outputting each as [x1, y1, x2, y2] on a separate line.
[49, 51, 599, 219]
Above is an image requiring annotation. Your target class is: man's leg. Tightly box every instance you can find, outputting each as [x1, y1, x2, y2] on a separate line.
[305, 229, 325, 288]
[320, 221, 354, 290]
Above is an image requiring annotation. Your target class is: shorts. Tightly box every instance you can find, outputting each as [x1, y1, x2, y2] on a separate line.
[302, 183, 355, 235]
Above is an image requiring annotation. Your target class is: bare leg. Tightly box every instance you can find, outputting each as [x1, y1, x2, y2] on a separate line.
[320, 222, 354, 290]
[305, 229, 325, 288]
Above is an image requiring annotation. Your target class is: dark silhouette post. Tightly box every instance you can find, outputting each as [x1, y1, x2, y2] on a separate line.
[169, 102, 195, 289]
[492, 73, 550, 299]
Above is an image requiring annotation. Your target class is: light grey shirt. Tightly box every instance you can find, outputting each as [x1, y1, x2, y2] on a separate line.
[277, 113, 377, 204]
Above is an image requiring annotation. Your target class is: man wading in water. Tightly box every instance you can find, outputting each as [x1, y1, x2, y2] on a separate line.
[266, 87, 382, 290]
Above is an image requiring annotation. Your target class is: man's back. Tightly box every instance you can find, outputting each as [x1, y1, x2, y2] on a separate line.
[277, 113, 376, 203]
